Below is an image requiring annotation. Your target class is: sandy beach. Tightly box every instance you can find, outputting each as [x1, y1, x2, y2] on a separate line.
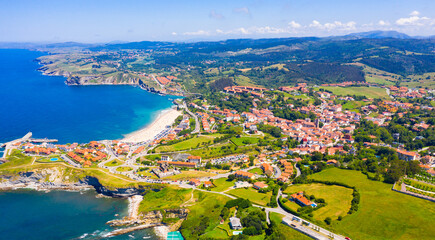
[123, 108, 182, 143]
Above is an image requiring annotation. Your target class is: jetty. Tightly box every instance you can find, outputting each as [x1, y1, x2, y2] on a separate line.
[29, 138, 58, 143]
[1, 132, 32, 148]
[1, 132, 33, 158]
[102, 223, 163, 238]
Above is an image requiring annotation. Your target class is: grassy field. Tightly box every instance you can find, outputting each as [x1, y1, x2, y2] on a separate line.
[227, 188, 272, 206]
[309, 168, 435, 240]
[230, 136, 260, 146]
[211, 178, 235, 192]
[283, 183, 353, 222]
[155, 134, 222, 153]
[263, 63, 289, 71]
[162, 170, 216, 180]
[139, 187, 193, 212]
[35, 155, 62, 163]
[104, 159, 124, 167]
[365, 76, 395, 85]
[116, 166, 133, 172]
[248, 167, 263, 175]
[234, 75, 259, 86]
[181, 190, 232, 240]
[269, 213, 312, 240]
[318, 86, 389, 99]
[401, 72, 435, 89]
[188, 143, 258, 159]
[342, 101, 367, 111]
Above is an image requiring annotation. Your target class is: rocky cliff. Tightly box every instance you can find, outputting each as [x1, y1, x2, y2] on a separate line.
[0, 170, 152, 197]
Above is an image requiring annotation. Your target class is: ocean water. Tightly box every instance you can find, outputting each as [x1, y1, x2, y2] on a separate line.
[0, 49, 174, 144]
[0, 190, 158, 240]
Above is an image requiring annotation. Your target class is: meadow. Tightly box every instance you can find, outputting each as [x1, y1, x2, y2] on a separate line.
[318, 86, 389, 99]
[283, 183, 353, 222]
[227, 188, 272, 206]
[309, 168, 435, 240]
[210, 177, 235, 192]
[154, 134, 223, 153]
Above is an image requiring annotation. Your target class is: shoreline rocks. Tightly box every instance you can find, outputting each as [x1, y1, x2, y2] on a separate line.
[0, 171, 150, 197]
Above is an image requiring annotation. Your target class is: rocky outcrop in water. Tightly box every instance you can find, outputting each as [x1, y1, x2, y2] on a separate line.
[0, 170, 153, 197]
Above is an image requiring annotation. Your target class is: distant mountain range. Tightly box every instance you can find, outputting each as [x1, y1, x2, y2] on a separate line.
[0, 31, 433, 50]
[343, 30, 412, 39]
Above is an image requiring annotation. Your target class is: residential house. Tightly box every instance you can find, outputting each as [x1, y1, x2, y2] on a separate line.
[229, 217, 243, 230]
[234, 171, 256, 180]
[253, 182, 268, 190]
[290, 192, 317, 208]
[189, 178, 201, 187]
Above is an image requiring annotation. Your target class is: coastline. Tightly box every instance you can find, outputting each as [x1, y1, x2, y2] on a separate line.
[123, 107, 182, 143]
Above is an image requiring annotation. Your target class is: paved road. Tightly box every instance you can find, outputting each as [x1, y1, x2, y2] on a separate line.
[151, 74, 164, 89]
[386, 88, 394, 99]
[273, 164, 281, 178]
[61, 154, 82, 168]
[182, 102, 200, 134]
[295, 165, 301, 177]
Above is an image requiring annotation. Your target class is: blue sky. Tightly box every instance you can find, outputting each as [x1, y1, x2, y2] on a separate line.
[0, 0, 434, 43]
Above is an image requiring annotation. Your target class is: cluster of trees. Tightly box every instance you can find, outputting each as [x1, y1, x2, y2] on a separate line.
[207, 92, 253, 113]
[205, 162, 231, 170]
[241, 210, 267, 236]
[272, 108, 316, 122]
[243, 62, 365, 87]
[224, 198, 252, 209]
[257, 124, 282, 138]
[188, 215, 210, 237]
[355, 113, 435, 151]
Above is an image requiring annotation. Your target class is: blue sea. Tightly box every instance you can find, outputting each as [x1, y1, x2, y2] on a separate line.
[0, 49, 172, 239]
[0, 49, 175, 144]
[0, 190, 158, 240]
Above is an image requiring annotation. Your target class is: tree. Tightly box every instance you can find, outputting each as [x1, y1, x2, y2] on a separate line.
[311, 151, 323, 161]
[249, 156, 255, 166]
[324, 217, 332, 225]
[205, 162, 212, 169]
[384, 159, 406, 183]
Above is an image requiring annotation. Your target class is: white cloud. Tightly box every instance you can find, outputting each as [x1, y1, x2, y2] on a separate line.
[233, 7, 250, 15]
[378, 20, 390, 26]
[183, 30, 210, 36]
[209, 10, 224, 20]
[229, 27, 250, 35]
[309, 20, 356, 31]
[396, 15, 430, 26]
[171, 32, 177, 36]
[288, 21, 301, 28]
[309, 20, 322, 28]
[395, 10, 434, 26]
[410, 10, 420, 16]
[252, 26, 287, 34]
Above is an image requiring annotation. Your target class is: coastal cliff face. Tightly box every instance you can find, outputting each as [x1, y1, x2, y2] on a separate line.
[0, 170, 150, 197]
[64, 75, 139, 86]
[0, 170, 90, 191]
[36, 58, 140, 86]
[83, 176, 148, 197]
